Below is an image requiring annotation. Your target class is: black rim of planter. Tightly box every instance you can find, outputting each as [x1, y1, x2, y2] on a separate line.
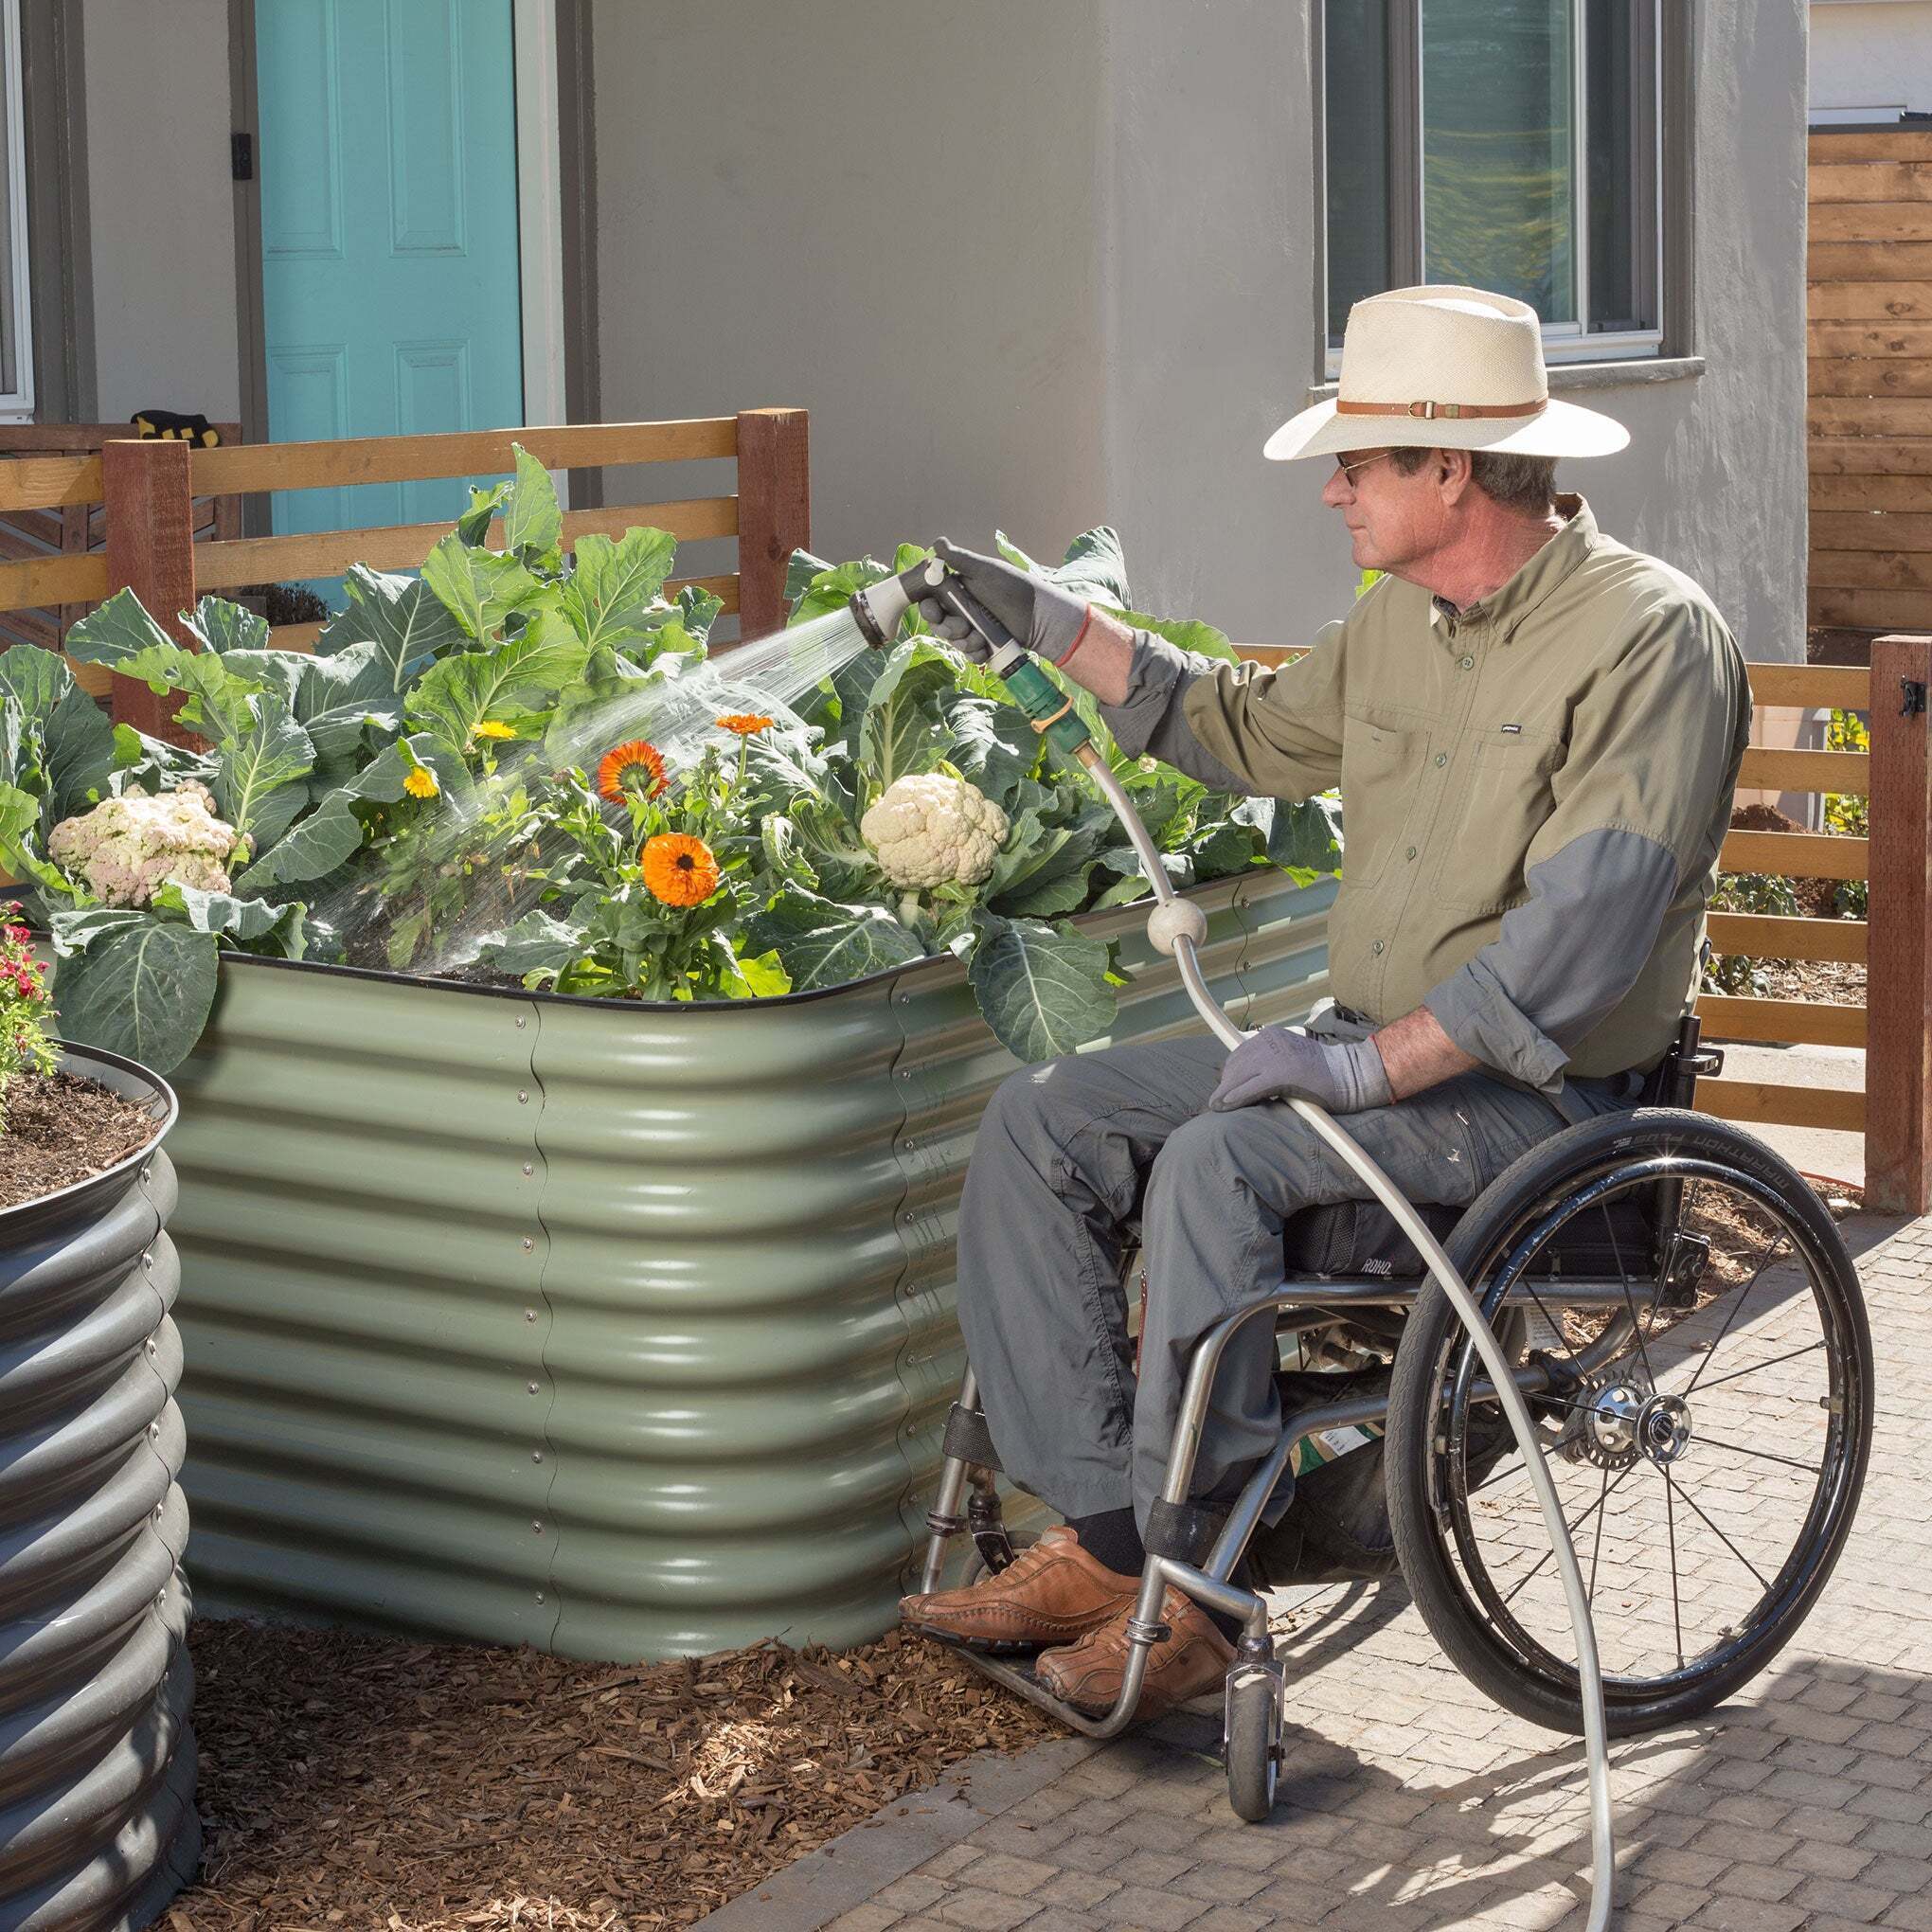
[1, 1039, 179, 1240]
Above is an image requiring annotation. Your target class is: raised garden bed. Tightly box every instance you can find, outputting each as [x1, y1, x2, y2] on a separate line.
[154, 867, 1336, 1662]
[0, 1042, 197, 1932]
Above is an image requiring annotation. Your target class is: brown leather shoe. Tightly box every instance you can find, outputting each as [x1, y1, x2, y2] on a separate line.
[1034, 1588, 1236, 1719]
[899, 1526, 1139, 1654]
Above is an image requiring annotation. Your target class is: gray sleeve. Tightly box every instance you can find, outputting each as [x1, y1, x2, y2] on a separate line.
[1097, 631, 1256, 795]
[1422, 827, 1680, 1093]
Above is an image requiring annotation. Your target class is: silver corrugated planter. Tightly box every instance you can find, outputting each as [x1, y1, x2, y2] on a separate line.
[1, 1045, 198, 1932]
[162, 869, 1336, 1661]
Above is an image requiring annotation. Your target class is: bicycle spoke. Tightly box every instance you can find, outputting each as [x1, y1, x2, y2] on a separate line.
[1601, 1201, 1659, 1389]
[1688, 1339, 1826, 1396]
[1684, 1221, 1797, 1398]
[1696, 1435, 1822, 1476]
[1666, 1467, 1772, 1594]
[1499, 1464, 1637, 1609]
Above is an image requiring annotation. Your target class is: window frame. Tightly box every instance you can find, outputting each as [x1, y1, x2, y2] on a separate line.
[1319, 0, 1666, 376]
[0, 0, 35, 420]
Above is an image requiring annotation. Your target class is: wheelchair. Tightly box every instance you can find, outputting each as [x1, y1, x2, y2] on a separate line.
[916, 1018, 1874, 1821]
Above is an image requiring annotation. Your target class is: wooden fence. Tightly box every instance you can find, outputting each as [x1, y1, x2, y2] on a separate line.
[0, 410, 812, 737]
[1809, 127, 1932, 633]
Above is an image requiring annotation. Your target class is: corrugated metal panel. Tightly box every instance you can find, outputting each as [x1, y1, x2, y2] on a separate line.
[1, 1055, 198, 1932]
[165, 871, 1333, 1659]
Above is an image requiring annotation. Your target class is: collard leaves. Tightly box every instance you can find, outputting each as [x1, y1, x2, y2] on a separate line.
[745, 886, 928, 991]
[48, 917, 220, 1075]
[968, 912, 1116, 1063]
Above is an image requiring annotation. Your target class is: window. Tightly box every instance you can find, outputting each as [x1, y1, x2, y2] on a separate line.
[0, 0, 32, 418]
[1323, 0, 1661, 360]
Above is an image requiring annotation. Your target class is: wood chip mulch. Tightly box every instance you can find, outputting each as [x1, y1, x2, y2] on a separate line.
[177, 1616, 1058, 1930]
[0, 1069, 158, 1208]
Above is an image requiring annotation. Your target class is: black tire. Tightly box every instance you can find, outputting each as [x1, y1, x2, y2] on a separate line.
[1223, 1660, 1281, 1822]
[1385, 1109, 1872, 1737]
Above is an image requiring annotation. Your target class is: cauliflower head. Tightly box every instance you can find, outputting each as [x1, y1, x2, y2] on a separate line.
[860, 774, 1010, 891]
[49, 780, 250, 908]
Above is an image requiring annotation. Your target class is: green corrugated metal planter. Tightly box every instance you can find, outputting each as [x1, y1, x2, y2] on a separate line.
[163, 869, 1336, 1660]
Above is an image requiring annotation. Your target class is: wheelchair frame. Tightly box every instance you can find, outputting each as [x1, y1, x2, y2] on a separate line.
[913, 1019, 1745, 1744]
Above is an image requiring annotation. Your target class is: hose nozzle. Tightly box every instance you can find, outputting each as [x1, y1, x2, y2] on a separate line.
[850, 558, 947, 650]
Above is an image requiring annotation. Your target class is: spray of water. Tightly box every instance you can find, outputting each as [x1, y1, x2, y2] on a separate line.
[311, 604, 878, 974]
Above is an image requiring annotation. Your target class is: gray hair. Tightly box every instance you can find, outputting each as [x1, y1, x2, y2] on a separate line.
[1389, 447, 1558, 514]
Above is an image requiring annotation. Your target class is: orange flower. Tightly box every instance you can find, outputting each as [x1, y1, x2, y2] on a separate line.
[597, 739, 668, 803]
[715, 712, 775, 736]
[640, 832, 721, 907]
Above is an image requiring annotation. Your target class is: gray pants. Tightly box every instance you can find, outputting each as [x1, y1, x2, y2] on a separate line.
[955, 1025, 1635, 1533]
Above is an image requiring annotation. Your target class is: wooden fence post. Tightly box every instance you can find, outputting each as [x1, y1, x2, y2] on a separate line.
[101, 437, 199, 742]
[734, 408, 810, 643]
[1867, 633, 1932, 1215]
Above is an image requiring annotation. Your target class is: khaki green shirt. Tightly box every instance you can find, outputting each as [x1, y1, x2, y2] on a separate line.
[1101, 498, 1750, 1091]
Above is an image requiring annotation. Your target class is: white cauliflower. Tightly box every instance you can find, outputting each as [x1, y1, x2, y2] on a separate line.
[48, 780, 250, 907]
[861, 773, 1010, 890]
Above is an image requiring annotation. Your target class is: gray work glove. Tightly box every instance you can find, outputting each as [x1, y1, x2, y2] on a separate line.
[1208, 1025, 1393, 1116]
[916, 538, 1091, 664]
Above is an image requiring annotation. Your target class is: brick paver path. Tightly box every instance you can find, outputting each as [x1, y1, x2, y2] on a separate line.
[703, 1214, 1932, 1931]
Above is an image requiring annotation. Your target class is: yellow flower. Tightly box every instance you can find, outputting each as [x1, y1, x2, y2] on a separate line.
[403, 765, 439, 799]
[640, 832, 721, 907]
[473, 720, 517, 742]
[715, 712, 775, 737]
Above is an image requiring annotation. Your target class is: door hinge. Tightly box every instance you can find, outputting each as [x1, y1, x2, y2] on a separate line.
[231, 132, 254, 183]
[1903, 678, 1926, 720]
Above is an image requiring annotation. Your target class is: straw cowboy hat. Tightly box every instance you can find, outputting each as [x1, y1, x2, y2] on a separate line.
[1264, 284, 1630, 465]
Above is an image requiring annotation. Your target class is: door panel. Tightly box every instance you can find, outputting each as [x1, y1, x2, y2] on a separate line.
[257, 0, 523, 585]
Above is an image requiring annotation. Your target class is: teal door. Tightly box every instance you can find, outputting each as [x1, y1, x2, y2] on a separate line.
[256, 0, 525, 562]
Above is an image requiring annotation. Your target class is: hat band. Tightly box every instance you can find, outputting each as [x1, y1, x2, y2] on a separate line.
[1334, 396, 1547, 421]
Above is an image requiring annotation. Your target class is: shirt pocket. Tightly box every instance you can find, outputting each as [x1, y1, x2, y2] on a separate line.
[1434, 727, 1565, 914]
[1340, 705, 1430, 891]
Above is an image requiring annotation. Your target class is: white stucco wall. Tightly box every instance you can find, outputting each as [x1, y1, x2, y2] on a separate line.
[595, 0, 1809, 661]
[1810, 1, 1932, 118]
[82, 0, 241, 424]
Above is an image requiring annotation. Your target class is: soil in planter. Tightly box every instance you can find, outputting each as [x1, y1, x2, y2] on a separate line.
[179, 1619, 1059, 1929]
[0, 1070, 158, 1209]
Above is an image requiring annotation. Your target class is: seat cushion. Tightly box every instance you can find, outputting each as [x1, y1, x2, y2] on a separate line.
[1279, 1193, 1658, 1280]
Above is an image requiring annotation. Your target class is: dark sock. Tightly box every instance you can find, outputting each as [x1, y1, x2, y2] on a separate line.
[1068, 1508, 1254, 1644]
[1065, 1507, 1144, 1578]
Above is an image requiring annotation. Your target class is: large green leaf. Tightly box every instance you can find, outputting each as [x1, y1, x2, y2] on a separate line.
[968, 912, 1116, 1063]
[1268, 793, 1344, 879]
[0, 646, 116, 819]
[478, 906, 591, 975]
[214, 698, 315, 848]
[405, 611, 590, 753]
[151, 881, 307, 957]
[185, 596, 271, 654]
[744, 886, 927, 991]
[987, 817, 1110, 919]
[994, 526, 1132, 610]
[420, 533, 543, 640]
[51, 918, 219, 1075]
[65, 590, 264, 742]
[315, 565, 467, 687]
[456, 479, 513, 547]
[787, 555, 890, 629]
[561, 527, 678, 650]
[1102, 606, 1240, 664]
[942, 693, 1038, 814]
[504, 446, 563, 563]
[232, 791, 365, 892]
[856, 640, 958, 792]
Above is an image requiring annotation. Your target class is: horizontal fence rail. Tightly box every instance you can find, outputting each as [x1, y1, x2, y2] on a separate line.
[0, 410, 812, 725]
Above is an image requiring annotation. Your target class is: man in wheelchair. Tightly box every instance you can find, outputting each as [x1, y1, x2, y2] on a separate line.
[900, 285, 1753, 1721]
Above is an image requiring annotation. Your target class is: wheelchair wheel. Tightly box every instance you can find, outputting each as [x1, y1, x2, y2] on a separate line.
[1385, 1109, 1871, 1737]
[1223, 1655, 1284, 1821]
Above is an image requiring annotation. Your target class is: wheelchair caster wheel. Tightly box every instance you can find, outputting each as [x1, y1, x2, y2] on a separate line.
[1223, 1653, 1284, 1822]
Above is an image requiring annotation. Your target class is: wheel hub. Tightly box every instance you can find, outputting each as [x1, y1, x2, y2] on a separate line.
[1559, 1372, 1695, 1472]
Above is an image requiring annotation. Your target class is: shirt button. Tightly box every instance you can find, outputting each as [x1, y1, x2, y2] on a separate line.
[1434, 752, 1448, 767]
[1458, 654, 1474, 670]
[1405, 846, 1417, 861]
[1371, 939, 1385, 955]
